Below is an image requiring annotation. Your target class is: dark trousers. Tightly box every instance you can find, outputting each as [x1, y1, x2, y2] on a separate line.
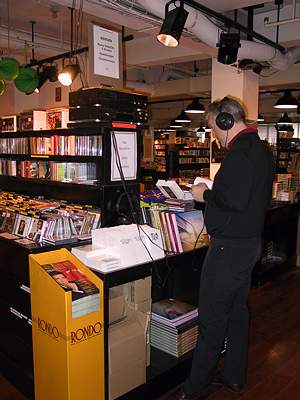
[184, 236, 261, 397]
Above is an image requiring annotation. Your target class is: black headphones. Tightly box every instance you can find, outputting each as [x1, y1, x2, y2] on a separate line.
[215, 97, 235, 131]
[115, 192, 131, 225]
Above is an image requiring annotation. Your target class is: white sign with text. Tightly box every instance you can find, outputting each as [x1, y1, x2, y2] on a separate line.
[111, 131, 137, 181]
[93, 25, 120, 79]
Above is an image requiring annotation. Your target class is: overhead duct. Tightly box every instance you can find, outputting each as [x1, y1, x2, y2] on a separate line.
[136, 0, 300, 71]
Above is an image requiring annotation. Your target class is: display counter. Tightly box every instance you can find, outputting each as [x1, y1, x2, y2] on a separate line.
[0, 202, 299, 400]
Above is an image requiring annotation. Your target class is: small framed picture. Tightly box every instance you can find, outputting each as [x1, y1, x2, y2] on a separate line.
[55, 87, 62, 102]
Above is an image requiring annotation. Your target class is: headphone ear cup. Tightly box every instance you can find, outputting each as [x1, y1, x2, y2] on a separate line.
[216, 112, 234, 130]
[115, 192, 131, 225]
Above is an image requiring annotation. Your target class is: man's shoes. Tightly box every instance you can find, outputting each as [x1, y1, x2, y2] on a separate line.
[212, 373, 244, 394]
[165, 386, 210, 400]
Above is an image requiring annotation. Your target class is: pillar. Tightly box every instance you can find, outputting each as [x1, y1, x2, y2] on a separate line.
[210, 58, 259, 179]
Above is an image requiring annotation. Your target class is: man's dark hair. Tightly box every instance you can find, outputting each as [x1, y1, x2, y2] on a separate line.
[48, 270, 64, 278]
[207, 97, 246, 123]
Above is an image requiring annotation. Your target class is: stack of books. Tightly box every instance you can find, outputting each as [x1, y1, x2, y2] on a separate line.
[150, 299, 198, 358]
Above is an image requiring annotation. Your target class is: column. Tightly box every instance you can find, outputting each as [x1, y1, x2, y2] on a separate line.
[210, 58, 259, 179]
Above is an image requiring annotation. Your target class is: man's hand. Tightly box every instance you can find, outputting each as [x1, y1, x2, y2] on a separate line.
[190, 183, 209, 202]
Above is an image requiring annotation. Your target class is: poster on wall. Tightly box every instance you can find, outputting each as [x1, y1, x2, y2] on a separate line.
[88, 23, 123, 88]
[111, 131, 137, 181]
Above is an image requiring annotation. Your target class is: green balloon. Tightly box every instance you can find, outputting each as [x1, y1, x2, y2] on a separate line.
[0, 80, 5, 96]
[14, 67, 39, 93]
[0, 57, 19, 80]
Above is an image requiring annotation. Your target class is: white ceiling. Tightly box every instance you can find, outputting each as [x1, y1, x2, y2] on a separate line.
[0, 0, 300, 98]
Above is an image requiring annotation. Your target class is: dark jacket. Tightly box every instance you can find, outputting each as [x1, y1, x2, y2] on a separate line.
[203, 130, 275, 238]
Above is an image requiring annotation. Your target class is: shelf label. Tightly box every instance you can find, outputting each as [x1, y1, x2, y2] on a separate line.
[31, 155, 49, 159]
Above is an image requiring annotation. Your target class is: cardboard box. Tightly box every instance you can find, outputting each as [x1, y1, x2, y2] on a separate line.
[127, 276, 151, 305]
[109, 288, 126, 324]
[109, 359, 146, 400]
[108, 315, 147, 400]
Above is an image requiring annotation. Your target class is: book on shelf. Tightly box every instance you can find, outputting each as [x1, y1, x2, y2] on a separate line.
[30, 135, 102, 156]
[0, 137, 28, 154]
[0, 159, 98, 184]
[142, 206, 209, 254]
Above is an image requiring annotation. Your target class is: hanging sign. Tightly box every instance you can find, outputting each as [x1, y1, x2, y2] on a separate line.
[93, 25, 120, 79]
[88, 23, 123, 88]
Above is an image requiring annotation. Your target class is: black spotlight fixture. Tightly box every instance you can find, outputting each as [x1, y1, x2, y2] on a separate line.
[274, 90, 298, 109]
[175, 110, 191, 123]
[185, 98, 205, 114]
[58, 63, 80, 86]
[157, 0, 189, 48]
[217, 31, 241, 65]
[35, 65, 58, 93]
[257, 113, 265, 123]
[277, 112, 293, 125]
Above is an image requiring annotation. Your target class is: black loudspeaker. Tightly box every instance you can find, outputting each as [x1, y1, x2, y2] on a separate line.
[101, 184, 140, 227]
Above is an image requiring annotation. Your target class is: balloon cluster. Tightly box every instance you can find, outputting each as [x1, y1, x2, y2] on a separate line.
[0, 57, 39, 96]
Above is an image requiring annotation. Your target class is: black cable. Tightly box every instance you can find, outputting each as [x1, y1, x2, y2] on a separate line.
[112, 130, 176, 255]
[111, 130, 165, 287]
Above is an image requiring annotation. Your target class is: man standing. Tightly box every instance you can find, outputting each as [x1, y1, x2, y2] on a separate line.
[170, 97, 275, 400]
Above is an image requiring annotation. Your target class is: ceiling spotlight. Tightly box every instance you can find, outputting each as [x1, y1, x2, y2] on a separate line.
[175, 111, 191, 123]
[274, 90, 298, 109]
[35, 65, 58, 93]
[277, 112, 293, 125]
[170, 119, 183, 128]
[257, 113, 264, 122]
[157, 0, 189, 48]
[185, 98, 205, 114]
[217, 32, 241, 65]
[58, 63, 80, 86]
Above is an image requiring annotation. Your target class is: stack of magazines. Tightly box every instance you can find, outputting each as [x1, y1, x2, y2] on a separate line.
[42, 260, 100, 318]
[150, 299, 198, 358]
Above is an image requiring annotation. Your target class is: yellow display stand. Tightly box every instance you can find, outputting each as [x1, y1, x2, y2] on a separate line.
[29, 248, 104, 400]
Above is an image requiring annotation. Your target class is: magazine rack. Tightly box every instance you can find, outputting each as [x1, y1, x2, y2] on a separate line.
[29, 248, 105, 400]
